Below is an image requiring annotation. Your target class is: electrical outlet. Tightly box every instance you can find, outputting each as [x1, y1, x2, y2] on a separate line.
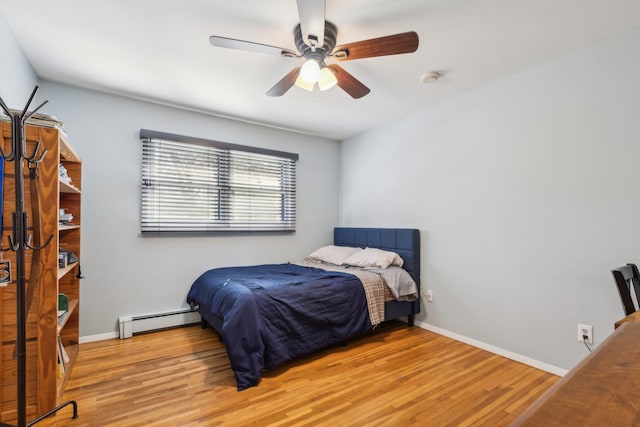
[426, 289, 433, 302]
[577, 323, 593, 344]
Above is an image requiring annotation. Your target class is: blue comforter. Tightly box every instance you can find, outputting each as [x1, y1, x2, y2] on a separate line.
[186, 263, 371, 390]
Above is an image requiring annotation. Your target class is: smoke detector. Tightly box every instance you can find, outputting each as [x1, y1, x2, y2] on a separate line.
[421, 71, 441, 83]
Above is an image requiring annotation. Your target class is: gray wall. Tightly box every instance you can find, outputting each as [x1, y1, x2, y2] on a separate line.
[0, 14, 37, 107]
[340, 28, 640, 371]
[37, 82, 340, 337]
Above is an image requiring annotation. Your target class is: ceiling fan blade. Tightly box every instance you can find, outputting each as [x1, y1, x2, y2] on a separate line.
[297, 0, 326, 48]
[332, 31, 419, 61]
[210, 36, 298, 57]
[327, 64, 370, 99]
[266, 67, 302, 97]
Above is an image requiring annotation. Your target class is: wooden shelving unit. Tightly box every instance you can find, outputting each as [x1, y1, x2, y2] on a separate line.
[55, 127, 82, 409]
[0, 120, 82, 423]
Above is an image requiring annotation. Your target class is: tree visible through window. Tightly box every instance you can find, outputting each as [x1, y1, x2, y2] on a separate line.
[139, 129, 297, 233]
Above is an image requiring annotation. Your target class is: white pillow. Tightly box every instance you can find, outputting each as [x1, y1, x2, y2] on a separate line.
[342, 247, 404, 269]
[308, 245, 362, 265]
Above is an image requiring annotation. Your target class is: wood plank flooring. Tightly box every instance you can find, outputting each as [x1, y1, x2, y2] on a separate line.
[33, 322, 558, 427]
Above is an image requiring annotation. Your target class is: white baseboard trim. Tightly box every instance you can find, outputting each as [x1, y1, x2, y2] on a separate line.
[415, 320, 568, 377]
[79, 331, 118, 344]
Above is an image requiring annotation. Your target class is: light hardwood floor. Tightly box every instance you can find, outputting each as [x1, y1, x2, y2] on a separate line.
[35, 322, 558, 427]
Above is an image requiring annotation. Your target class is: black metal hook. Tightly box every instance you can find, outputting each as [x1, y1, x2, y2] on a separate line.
[0, 145, 15, 162]
[76, 264, 85, 279]
[25, 140, 47, 164]
[0, 95, 10, 116]
[7, 212, 21, 252]
[32, 148, 47, 164]
[21, 97, 48, 163]
[21, 213, 53, 252]
[19, 86, 40, 118]
[25, 233, 54, 251]
[21, 99, 48, 124]
[7, 235, 21, 252]
[0, 238, 13, 252]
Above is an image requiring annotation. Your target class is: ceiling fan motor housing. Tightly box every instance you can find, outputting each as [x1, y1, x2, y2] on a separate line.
[294, 21, 338, 60]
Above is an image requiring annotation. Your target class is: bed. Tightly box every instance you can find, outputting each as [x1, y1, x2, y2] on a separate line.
[187, 227, 420, 390]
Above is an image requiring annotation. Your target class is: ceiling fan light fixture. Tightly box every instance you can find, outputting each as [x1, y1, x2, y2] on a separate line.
[299, 59, 320, 83]
[317, 66, 337, 91]
[294, 75, 314, 92]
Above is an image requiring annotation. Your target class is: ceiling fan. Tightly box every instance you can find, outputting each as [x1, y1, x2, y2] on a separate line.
[209, 0, 419, 99]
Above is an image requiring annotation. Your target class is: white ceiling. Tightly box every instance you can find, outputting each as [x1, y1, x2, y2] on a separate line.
[1, 0, 639, 140]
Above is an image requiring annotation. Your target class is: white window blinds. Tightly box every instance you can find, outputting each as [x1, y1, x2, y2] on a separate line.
[140, 129, 297, 233]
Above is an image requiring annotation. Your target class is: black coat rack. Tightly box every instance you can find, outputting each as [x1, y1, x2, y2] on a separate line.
[0, 87, 77, 427]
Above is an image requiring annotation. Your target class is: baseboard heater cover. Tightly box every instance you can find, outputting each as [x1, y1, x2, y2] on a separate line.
[118, 308, 200, 339]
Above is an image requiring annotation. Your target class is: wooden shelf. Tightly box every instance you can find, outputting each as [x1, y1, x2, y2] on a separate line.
[58, 261, 79, 280]
[60, 180, 81, 194]
[59, 223, 80, 231]
[57, 299, 79, 334]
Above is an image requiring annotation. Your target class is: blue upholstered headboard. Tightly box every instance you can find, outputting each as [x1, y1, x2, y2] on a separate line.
[333, 227, 421, 287]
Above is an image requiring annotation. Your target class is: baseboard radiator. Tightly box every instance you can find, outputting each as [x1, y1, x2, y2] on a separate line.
[118, 308, 200, 339]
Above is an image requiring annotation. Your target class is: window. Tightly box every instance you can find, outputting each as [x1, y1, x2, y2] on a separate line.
[139, 129, 298, 233]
